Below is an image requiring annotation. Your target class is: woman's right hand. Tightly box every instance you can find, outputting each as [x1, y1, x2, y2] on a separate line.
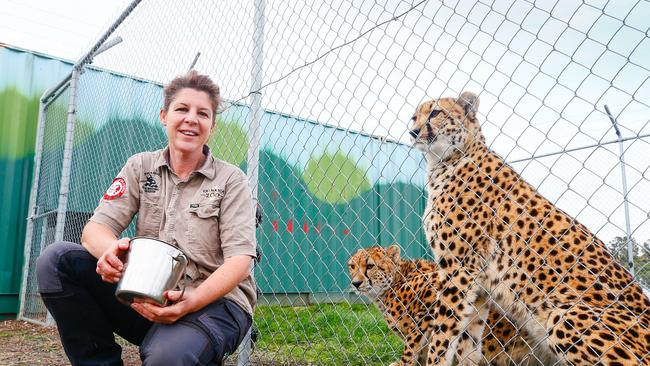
[96, 237, 130, 283]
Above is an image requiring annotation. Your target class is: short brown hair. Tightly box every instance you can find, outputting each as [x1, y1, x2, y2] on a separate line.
[163, 70, 221, 119]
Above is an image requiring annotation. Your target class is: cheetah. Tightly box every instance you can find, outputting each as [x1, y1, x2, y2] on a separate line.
[408, 91, 650, 365]
[348, 245, 545, 366]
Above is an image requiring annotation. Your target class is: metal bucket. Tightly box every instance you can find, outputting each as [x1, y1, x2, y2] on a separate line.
[115, 237, 187, 306]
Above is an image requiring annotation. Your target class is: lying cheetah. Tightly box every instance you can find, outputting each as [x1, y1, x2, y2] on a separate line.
[348, 245, 544, 366]
[409, 91, 650, 365]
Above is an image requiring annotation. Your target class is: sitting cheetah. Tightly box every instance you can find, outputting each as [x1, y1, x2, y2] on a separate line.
[409, 91, 650, 365]
[348, 245, 545, 366]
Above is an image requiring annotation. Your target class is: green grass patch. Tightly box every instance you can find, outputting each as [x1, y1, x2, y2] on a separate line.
[253, 302, 402, 365]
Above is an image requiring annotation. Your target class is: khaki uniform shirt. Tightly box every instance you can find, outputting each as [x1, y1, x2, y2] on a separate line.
[90, 146, 257, 315]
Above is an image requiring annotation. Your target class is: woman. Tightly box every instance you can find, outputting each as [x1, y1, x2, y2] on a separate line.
[36, 71, 257, 365]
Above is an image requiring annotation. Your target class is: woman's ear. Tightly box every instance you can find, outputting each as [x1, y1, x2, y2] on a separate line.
[159, 108, 167, 126]
[210, 120, 216, 133]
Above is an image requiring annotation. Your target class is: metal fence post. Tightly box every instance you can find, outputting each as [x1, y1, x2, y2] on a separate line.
[18, 88, 51, 323]
[239, 0, 265, 364]
[605, 104, 634, 276]
[53, 34, 126, 249]
[246, 0, 265, 203]
[53, 66, 81, 244]
[47, 65, 82, 325]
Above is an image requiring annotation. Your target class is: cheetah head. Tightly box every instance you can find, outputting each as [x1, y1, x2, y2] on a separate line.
[409, 91, 483, 162]
[348, 245, 401, 298]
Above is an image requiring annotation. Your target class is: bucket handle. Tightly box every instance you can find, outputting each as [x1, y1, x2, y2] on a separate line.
[170, 253, 187, 304]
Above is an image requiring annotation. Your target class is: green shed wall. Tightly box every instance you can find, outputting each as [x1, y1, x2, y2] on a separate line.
[0, 45, 73, 317]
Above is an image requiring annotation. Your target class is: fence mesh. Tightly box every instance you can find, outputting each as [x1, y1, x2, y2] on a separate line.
[20, 0, 650, 364]
[20, 84, 70, 324]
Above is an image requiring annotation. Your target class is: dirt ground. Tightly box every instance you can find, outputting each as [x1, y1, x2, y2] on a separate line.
[0, 319, 140, 365]
[0, 320, 281, 365]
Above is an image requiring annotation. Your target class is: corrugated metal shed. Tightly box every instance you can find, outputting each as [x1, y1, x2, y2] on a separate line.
[0, 45, 73, 317]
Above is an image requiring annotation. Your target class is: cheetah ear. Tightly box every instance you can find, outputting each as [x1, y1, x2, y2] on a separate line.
[458, 91, 480, 116]
[386, 244, 401, 261]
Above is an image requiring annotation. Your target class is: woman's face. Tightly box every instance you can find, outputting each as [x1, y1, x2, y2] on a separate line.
[160, 88, 215, 156]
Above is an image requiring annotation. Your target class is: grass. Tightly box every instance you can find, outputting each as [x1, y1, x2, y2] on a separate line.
[253, 302, 403, 365]
[1, 304, 404, 365]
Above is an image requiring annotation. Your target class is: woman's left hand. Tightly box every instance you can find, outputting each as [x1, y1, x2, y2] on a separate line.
[130, 290, 198, 324]
[131, 255, 252, 324]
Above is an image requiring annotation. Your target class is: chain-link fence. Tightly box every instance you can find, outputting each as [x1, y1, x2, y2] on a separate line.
[19, 82, 71, 324]
[19, 0, 650, 364]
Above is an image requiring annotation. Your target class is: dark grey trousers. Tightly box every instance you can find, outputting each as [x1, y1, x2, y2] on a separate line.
[36, 241, 251, 366]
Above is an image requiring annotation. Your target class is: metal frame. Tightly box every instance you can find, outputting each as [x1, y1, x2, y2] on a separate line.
[239, 0, 266, 363]
[18, 82, 70, 326]
[605, 104, 635, 275]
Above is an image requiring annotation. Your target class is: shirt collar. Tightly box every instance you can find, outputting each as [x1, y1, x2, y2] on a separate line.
[197, 145, 217, 179]
[153, 145, 217, 179]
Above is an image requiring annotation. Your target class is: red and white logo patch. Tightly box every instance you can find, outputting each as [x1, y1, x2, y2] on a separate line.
[103, 177, 126, 200]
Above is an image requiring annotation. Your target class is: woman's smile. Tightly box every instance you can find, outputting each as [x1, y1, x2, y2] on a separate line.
[178, 129, 199, 137]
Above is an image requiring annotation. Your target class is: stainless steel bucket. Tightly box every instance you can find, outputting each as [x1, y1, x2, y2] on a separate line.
[115, 237, 187, 306]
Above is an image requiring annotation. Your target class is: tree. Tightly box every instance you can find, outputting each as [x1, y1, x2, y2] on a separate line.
[641, 240, 650, 257]
[608, 236, 650, 288]
[607, 236, 638, 266]
[635, 240, 650, 288]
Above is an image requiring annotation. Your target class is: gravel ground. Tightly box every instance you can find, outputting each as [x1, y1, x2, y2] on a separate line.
[1, 319, 143, 365]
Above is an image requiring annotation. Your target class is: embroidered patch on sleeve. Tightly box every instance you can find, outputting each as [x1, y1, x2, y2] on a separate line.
[103, 177, 126, 200]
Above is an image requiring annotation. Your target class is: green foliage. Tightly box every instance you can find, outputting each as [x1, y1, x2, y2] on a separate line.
[637, 257, 650, 288]
[0, 87, 39, 159]
[303, 151, 371, 204]
[608, 236, 638, 265]
[253, 303, 402, 365]
[207, 119, 248, 166]
[608, 236, 650, 287]
[634, 240, 650, 288]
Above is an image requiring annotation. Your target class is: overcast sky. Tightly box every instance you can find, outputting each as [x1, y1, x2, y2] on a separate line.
[0, 0, 132, 60]
[1, 0, 649, 248]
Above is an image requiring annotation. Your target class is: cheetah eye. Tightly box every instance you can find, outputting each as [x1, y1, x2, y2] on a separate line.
[366, 263, 375, 269]
[428, 109, 442, 120]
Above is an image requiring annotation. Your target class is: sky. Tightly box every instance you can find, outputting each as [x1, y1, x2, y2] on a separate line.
[1, 0, 649, 250]
[0, 0, 133, 60]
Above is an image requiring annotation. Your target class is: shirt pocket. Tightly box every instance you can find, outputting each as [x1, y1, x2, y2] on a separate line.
[187, 203, 221, 258]
[137, 194, 163, 236]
